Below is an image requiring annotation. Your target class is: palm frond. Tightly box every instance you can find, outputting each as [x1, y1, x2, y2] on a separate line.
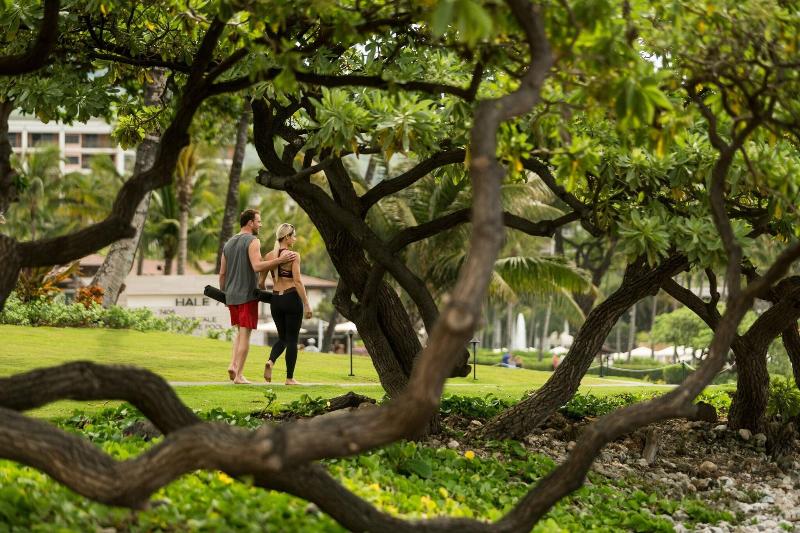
[487, 270, 519, 303]
[494, 256, 593, 295]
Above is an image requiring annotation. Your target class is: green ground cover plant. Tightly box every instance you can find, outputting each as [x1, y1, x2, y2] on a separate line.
[0, 406, 735, 532]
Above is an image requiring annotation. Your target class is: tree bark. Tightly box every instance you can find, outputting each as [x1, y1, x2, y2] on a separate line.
[0, 99, 15, 218]
[479, 255, 687, 439]
[728, 337, 769, 432]
[626, 302, 637, 361]
[177, 206, 189, 275]
[215, 100, 251, 273]
[728, 281, 800, 431]
[91, 70, 166, 306]
[782, 324, 800, 389]
[322, 306, 338, 353]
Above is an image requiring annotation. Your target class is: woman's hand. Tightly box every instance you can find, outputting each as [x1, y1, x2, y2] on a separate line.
[304, 306, 312, 319]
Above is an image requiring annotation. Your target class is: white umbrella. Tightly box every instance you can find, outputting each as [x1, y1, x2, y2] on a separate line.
[628, 346, 653, 357]
[551, 346, 570, 355]
[334, 321, 358, 334]
[654, 346, 676, 357]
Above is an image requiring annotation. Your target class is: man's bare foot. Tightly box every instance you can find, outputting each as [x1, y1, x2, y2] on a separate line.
[264, 361, 273, 383]
[285, 378, 300, 385]
[227, 367, 236, 381]
[233, 376, 252, 384]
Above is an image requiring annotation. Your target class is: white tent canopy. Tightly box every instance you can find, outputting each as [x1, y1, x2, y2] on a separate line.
[551, 346, 570, 355]
[334, 321, 358, 334]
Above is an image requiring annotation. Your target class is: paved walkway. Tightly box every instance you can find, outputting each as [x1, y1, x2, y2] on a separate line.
[168, 379, 674, 388]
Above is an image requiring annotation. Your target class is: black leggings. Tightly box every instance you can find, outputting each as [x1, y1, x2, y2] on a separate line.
[268, 290, 304, 379]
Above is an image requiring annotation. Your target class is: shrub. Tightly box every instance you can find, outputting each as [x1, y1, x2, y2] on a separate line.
[14, 263, 79, 303]
[662, 364, 690, 384]
[76, 285, 105, 308]
[767, 377, 800, 421]
[561, 392, 655, 419]
[0, 293, 200, 334]
[440, 394, 511, 419]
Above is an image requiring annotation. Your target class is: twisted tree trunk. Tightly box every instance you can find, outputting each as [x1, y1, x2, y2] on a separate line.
[479, 255, 687, 439]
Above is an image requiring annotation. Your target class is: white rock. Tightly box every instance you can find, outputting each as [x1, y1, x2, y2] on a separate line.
[714, 424, 728, 432]
[566, 440, 576, 451]
[447, 439, 460, 449]
[699, 461, 718, 474]
[739, 428, 752, 441]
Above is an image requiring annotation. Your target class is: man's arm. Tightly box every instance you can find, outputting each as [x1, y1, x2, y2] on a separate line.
[248, 240, 297, 272]
[219, 254, 227, 290]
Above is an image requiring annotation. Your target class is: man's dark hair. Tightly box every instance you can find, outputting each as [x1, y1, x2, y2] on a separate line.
[240, 209, 259, 227]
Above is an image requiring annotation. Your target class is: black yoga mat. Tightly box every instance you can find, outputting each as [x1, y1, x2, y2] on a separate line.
[204, 285, 272, 304]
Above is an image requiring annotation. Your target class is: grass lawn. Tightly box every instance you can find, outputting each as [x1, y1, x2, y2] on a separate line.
[1, 325, 673, 418]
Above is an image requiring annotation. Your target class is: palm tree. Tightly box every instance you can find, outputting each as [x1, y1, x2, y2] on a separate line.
[366, 168, 595, 337]
[145, 184, 180, 274]
[174, 144, 199, 275]
[4, 147, 62, 241]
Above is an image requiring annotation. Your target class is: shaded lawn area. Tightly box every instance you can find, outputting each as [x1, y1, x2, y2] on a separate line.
[1, 325, 674, 418]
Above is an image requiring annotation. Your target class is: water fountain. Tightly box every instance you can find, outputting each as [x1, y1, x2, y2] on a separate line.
[512, 313, 527, 350]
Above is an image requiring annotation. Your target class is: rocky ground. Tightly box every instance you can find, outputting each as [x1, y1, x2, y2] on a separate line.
[433, 415, 800, 532]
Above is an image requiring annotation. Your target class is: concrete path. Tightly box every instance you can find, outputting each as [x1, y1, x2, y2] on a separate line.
[168, 379, 674, 388]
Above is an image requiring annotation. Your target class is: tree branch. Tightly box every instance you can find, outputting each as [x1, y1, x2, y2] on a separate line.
[360, 149, 466, 217]
[0, 0, 60, 75]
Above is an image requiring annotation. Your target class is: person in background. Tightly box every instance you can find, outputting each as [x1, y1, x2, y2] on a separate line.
[552, 353, 561, 371]
[501, 351, 513, 368]
[219, 209, 296, 384]
[260, 223, 312, 385]
[513, 355, 524, 368]
[304, 338, 320, 352]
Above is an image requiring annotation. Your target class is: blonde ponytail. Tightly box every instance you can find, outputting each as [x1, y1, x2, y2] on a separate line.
[270, 223, 296, 279]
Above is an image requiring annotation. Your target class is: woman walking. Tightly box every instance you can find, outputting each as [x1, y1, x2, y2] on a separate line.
[260, 223, 312, 384]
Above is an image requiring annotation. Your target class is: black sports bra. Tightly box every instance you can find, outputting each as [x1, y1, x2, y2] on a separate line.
[276, 248, 294, 278]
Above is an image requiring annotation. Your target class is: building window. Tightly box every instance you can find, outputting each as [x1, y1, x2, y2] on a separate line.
[65, 155, 80, 166]
[65, 134, 80, 144]
[81, 133, 111, 148]
[81, 154, 113, 169]
[29, 132, 58, 146]
[7, 132, 20, 147]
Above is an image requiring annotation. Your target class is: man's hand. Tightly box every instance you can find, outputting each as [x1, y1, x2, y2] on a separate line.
[280, 251, 298, 263]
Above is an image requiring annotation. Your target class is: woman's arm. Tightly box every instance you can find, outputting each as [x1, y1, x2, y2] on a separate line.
[258, 251, 274, 289]
[292, 255, 312, 318]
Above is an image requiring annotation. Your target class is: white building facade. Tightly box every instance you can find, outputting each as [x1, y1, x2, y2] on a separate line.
[118, 274, 337, 346]
[8, 113, 132, 175]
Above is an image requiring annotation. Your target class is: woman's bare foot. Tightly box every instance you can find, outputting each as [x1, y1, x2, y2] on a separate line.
[227, 367, 236, 381]
[285, 378, 300, 385]
[233, 376, 252, 385]
[263, 361, 274, 383]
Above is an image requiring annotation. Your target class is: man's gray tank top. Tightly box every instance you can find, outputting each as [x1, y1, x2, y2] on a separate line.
[222, 233, 258, 305]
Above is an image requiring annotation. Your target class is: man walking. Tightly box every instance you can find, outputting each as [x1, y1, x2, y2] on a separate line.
[220, 209, 296, 383]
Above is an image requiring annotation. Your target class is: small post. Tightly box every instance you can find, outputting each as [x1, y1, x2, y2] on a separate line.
[681, 361, 686, 382]
[470, 337, 479, 380]
[600, 353, 604, 378]
[348, 329, 355, 377]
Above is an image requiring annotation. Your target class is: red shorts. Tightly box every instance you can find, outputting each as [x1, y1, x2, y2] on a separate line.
[228, 300, 258, 329]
